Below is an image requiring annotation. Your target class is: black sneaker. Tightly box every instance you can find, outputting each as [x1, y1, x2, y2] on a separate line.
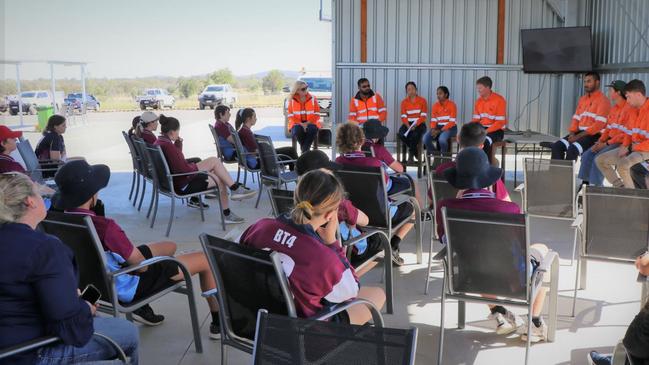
[209, 321, 221, 340]
[391, 249, 405, 266]
[188, 197, 209, 209]
[132, 304, 165, 326]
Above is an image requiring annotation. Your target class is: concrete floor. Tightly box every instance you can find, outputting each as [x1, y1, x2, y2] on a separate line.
[6, 111, 643, 364]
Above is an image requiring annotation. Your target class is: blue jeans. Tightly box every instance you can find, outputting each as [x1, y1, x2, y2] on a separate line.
[291, 124, 319, 154]
[35, 317, 139, 365]
[423, 126, 457, 153]
[578, 143, 619, 186]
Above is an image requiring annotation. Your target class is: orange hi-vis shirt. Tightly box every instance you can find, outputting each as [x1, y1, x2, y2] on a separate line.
[569, 90, 611, 135]
[471, 92, 507, 133]
[400, 95, 428, 126]
[348, 91, 387, 124]
[430, 99, 457, 131]
[599, 100, 638, 145]
[630, 99, 649, 152]
[287, 93, 321, 130]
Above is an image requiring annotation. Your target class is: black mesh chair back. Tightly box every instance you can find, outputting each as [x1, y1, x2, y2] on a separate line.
[255, 135, 281, 179]
[40, 211, 114, 304]
[16, 138, 46, 183]
[336, 165, 389, 228]
[252, 311, 418, 365]
[131, 138, 153, 180]
[144, 145, 174, 192]
[432, 177, 459, 209]
[269, 188, 294, 217]
[524, 158, 575, 218]
[122, 131, 141, 173]
[443, 207, 529, 301]
[426, 152, 454, 173]
[200, 234, 294, 342]
[583, 186, 649, 261]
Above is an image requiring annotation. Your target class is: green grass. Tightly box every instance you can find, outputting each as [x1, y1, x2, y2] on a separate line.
[99, 91, 286, 111]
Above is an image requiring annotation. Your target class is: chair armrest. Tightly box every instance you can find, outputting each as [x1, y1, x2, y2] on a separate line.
[514, 183, 525, 192]
[342, 229, 388, 248]
[201, 288, 218, 298]
[92, 332, 128, 363]
[388, 194, 413, 207]
[312, 298, 384, 327]
[168, 170, 209, 177]
[571, 214, 583, 228]
[0, 336, 60, 360]
[433, 246, 447, 261]
[111, 256, 181, 277]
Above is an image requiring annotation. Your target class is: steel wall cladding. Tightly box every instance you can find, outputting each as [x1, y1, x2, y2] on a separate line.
[333, 0, 649, 141]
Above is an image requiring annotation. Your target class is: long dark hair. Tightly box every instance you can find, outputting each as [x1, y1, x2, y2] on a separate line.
[44, 115, 66, 135]
[128, 116, 140, 137]
[159, 114, 180, 134]
[214, 105, 230, 122]
[235, 108, 255, 130]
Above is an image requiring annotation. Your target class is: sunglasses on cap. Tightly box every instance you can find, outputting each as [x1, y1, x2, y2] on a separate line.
[300, 87, 308, 92]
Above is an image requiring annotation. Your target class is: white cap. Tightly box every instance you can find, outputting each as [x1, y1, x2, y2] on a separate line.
[140, 111, 159, 124]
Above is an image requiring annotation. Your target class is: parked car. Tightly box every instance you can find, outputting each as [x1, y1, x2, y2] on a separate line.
[64, 93, 101, 112]
[137, 88, 175, 110]
[0, 97, 7, 114]
[9, 90, 64, 115]
[198, 84, 237, 109]
[283, 75, 332, 137]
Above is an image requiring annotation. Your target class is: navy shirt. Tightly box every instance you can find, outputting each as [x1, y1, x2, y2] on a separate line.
[0, 223, 94, 362]
[35, 131, 65, 160]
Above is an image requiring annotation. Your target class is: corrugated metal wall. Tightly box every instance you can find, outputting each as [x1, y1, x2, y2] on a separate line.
[334, 0, 566, 140]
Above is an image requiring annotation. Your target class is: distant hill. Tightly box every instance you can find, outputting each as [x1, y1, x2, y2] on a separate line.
[247, 70, 301, 79]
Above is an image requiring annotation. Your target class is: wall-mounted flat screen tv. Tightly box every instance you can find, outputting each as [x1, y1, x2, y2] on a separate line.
[521, 26, 593, 73]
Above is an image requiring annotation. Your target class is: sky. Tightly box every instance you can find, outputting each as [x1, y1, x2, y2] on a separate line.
[1, 0, 332, 80]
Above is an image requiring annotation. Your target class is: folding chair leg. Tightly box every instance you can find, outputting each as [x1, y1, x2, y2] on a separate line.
[132, 174, 141, 206]
[166, 197, 175, 237]
[569, 226, 579, 266]
[186, 290, 203, 353]
[255, 183, 264, 208]
[146, 185, 156, 219]
[214, 188, 225, 231]
[579, 257, 588, 290]
[220, 342, 227, 365]
[415, 203, 423, 264]
[457, 301, 465, 329]
[437, 277, 446, 365]
[571, 256, 581, 317]
[383, 236, 394, 314]
[199, 196, 205, 222]
[137, 179, 147, 211]
[236, 166, 241, 184]
[425, 232, 434, 295]
[150, 190, 159, 228]
[548, 258, 559, 342]
[524, 304, 533, 365]
[128, 171, 136, 200]
[243, 168, 248, 187]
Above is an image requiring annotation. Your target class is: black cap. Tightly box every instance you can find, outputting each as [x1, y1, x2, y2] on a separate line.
[605, 80, 627, 93]
[444, 147, 502, 190]
[362, 119, 389, 139]
[53, 160, 110, 209]
[296, 150, 342, 176]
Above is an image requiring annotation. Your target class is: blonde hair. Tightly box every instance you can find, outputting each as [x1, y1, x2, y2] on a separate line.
[291, 169, 344, 225]
[290, 80, 308, 100]
[0, 173, 36, 224]
[336, 123, 365, 153]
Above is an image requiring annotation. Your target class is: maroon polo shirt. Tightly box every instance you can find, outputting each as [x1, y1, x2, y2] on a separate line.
[65, 208, 135, 261]
[140, 129, 157, 144]
[336, 151, 389, 183]
[435, 189, 520, 240]
[238, 126, 257, 153]
[363, 140, 395, 166]
[214, 121, 233, 139]
[154, 136, 198, 191]
[0, 153, 26, 174]
[338, 198, 359, 226]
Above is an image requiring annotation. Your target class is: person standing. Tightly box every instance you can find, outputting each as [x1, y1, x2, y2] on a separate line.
[424, 86, 458, 154]
[287, 80, 321, 154]
[550, 72, 611, 161]
[471, 76, 507, 163]
[397, 81, 428, 163]
[348, 78, 387, 124]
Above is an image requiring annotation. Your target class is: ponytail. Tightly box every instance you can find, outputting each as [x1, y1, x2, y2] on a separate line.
[291, 169, 344, 225]
[159, 114, 180, 134]
[235, 108, 255, 130]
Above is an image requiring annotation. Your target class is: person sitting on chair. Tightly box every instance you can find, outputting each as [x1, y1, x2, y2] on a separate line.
[0, 126, 28, 174]
[53, 160, 223, 339]
[287, 80, 321, 154]
[471, 76, 508, 164]
[155, 115, 255, 221]
[240, 169, 386, 324]
[295, 150, 384, 272]
[436, 147, 551, 342]
[423, 85, 458, 154]
[0, 173, 139, 364]
[397, 81, 428, 164]
[213, 105, 238, 161]
[235, 108, 298, 170]
[335, 122, 415, 266]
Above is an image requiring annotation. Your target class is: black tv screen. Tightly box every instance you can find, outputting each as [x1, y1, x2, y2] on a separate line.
[521, 26, 593, 73]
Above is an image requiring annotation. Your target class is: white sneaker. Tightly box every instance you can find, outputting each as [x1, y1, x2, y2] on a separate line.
[488, 310, 524, 335]
[223, 211, 245, 224]
[520, 318, 548, 343]
[230, 186, 256, 201]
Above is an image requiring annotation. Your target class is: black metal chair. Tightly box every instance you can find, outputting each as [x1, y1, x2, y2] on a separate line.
[0, 333, 128, 364]
[336, 164, 423, 314]
[254, 134, 298, 208]
[39, 212, 203, 353]
[144, 144, 225, 235]
[208, 123, 240, 176]
[130, 138, 156, 214]
[269, 188, 295, 218]
[199, 234, 384, 365]
[571, 186, 649, 315]
[437, 207, 559, 365]
[251, 310, 417, 365]
[231, 128, 261, 190]
[16, 138, 61, 186]
[121, 131, 142, 203]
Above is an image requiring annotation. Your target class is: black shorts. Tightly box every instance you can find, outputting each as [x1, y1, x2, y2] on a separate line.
[328, 309, 351, 324]
[132, 245, 179, 302]
[388, 176, 411, 195]
[391, 202, 414, 227]
[181, 174, 209, 195]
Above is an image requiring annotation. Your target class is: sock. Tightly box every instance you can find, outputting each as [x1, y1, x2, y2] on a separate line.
[211, 311, 220, 325]
[532, 317, 542, 328]
[390, 236, 401, 251]
[223, 208, 231, 216]
[490, 305, 507, 315]
[229, 183, 240, 191]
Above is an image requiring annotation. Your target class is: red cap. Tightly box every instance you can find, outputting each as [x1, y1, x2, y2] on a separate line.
[0, 125, 23, 140]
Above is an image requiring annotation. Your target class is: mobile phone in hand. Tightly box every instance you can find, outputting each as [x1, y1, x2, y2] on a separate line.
[81, 284, 101, 305]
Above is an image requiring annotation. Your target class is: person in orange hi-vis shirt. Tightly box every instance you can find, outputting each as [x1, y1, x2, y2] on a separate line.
[471, 76, 507, 164]
[423, 85, 457, 154]
[578, 80, 636, 186]
[287, 80, 321, 154]
[397, 81, 428, 163]
[596, 79, 649, 188]
[348, 78, 387, 124]
[550, 72, 611, 161]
